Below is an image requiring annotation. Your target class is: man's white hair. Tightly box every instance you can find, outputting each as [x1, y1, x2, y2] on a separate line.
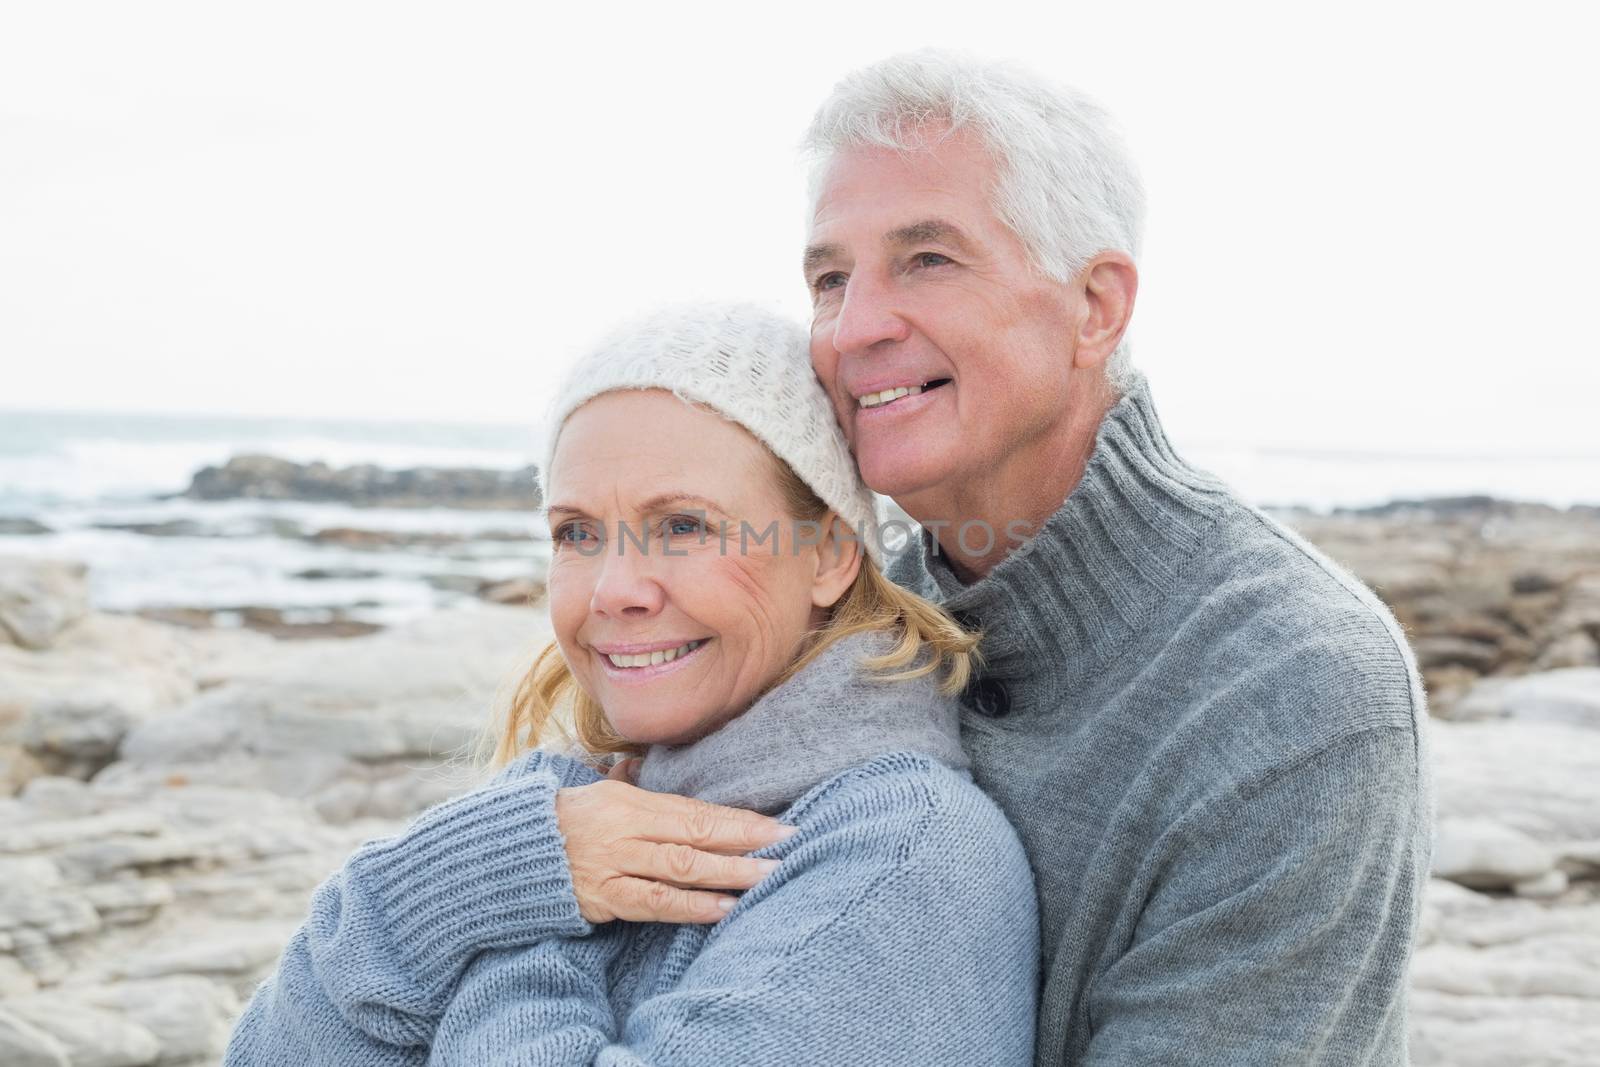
[802, 49, 1146, 389]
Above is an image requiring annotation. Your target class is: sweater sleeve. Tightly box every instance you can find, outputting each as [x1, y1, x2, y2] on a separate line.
[223, 750, 603, 1065]
[1081, 725, 1428, 1066]
[428, 755, 1041, 1066]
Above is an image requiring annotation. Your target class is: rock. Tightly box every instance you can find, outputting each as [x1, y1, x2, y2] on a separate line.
[131, 607, 214, 631]
[1512, 869, 1570, 898]
[0, 1008, 69, 1066]
[1, 996, 161, 1067]
[0, 880, 102, 947]
[1512, 571, 1562, 595]
[182, 453, 543, 510]
[1411, 940, 1600, 998]
[1, 745, 47, 796]
[307, 526, 412, 549]
[81, 879, 176, 925]
[88, 519, 210, 537]
[0, 954, 39, 998]
[0, 613, 239, 778]
[1537, 630, 1600, 670]
[477, 575, 546, 606]
[22, 776, 115, 821]
[1432, 817, 1556, 889]
[1412, 634, 1502, 673]
[0, 810, 167, 853]
[1559, 840, 1600, 879]
[291, 566, 383, 581]
[111, 601, 544, 819]
[0, 518, 53, 536]
[230, 606, 383, 641]
[1431, 719, 1600, 843]
[0, 557, 89, 651]
[114, 929, 287, 980]
[1453, 669, 1600, 728]
[1410, 874, 1600, 1065]
[73, 977, 240, 1064]
[1414, 991, 1600, 1062]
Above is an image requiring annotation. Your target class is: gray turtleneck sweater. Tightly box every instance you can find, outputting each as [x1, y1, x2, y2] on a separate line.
[887, 373, 1434, 1065]
[224, 629, 1039, 1065]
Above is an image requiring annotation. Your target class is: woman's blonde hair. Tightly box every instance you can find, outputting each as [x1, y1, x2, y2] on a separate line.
[477, 452, 980, 772]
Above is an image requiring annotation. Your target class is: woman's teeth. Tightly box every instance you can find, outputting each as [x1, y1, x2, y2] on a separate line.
[858, 383, 927, 409]
[605, 639, 704, 669]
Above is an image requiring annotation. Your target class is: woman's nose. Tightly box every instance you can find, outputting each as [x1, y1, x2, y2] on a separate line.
[588, 532, 666, 618]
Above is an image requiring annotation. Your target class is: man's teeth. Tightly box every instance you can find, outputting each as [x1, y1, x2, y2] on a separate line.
[858, 383, 927, 410]
[605, 639, 704, 669]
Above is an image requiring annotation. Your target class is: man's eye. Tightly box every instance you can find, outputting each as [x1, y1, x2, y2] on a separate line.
[914, 252, 952, 268]
[812, 271, 846, 293]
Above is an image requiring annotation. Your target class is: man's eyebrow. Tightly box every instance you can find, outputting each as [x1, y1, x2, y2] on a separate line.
[804, 220, 977, 276]
[802, 242, 843, 275]
[885, 218, 976, 253]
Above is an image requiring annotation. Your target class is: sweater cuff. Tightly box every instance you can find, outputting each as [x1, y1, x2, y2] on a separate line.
[351, 764, 595, 1006]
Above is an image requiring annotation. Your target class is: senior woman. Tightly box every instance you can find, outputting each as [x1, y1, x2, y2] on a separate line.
[224, 303, 1039, 1065]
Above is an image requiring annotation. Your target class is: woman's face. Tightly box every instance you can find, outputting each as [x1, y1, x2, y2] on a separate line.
[544, 389, 859, 746]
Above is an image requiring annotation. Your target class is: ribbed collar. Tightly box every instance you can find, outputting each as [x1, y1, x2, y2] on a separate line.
[900, 373, 1231, 694]
[632, 628, 969, 815]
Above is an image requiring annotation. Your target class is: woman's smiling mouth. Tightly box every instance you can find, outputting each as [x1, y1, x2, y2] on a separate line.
[595, 638, 712, 682]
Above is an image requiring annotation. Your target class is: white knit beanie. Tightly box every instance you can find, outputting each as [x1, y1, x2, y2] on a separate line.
[537, 302, 884, 566]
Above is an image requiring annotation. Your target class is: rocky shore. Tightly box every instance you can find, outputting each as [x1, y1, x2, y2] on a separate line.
[176, 454, 543, 510]
[2, 496, 1598, 1064]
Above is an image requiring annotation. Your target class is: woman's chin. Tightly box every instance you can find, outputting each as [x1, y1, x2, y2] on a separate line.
[604, 708, 709, 748]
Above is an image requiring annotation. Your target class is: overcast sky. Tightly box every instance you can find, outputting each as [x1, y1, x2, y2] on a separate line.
[2, 1, 1596, 457]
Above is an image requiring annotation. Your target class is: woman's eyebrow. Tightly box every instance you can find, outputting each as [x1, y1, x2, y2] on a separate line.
[636, 492, 731, 517]
[545, 493, 731, 519]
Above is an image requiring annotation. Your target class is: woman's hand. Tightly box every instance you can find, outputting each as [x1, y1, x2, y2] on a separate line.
[555, 765, 794, 925]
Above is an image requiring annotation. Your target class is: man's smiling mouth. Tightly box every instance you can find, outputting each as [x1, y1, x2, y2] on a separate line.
[856, 379, 952, 410]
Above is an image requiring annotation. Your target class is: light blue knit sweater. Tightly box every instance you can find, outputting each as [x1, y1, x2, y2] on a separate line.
[224, 630, 1040, 1065]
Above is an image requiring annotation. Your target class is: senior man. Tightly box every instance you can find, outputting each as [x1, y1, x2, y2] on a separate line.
[553, 52, 1432, 1066]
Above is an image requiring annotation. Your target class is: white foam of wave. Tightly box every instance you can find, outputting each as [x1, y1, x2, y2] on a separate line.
[0, 525, 545, 618]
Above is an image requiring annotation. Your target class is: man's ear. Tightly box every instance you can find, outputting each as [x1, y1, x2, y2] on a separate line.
[1073, 252, 1139, 371]
[810, 513, 864, 610]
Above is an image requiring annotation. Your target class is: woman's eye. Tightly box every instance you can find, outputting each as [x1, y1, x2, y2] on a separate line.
[662, 515, 706, 538]
[554, 523, 595, 546]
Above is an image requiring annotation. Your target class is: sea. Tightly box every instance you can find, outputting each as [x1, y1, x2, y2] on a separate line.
[2, 408, 1597, 628]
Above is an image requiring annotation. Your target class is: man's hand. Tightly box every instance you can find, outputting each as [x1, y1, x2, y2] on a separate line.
[555, 759, 795, 925]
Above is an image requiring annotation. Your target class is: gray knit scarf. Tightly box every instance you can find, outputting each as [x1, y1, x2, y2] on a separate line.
[631, 628, 969, 815]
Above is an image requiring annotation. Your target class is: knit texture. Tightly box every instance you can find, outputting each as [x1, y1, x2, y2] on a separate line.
[633, 628, 969, 814]
[538, 302, 885, 566]
[223, 629, 1037, 1065]
[887, 371, 1435, 1066]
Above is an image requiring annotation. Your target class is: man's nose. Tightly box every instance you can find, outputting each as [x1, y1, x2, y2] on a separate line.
[589, 532, 666, 619]
[828, 272, 911, 355]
